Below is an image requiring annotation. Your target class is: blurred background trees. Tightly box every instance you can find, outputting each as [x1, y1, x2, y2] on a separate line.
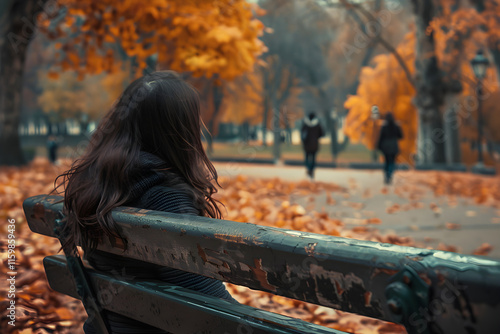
[2, 0, 500, 168]
[2, 0, 264, 164]
[0, 0, 49, 165]
[343, 0, 500, 166]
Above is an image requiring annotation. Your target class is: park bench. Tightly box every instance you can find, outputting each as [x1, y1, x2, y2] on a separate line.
[24, 195, 500, 334]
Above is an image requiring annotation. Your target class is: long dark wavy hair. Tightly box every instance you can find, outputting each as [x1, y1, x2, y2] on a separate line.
[55, 71, 221, 252]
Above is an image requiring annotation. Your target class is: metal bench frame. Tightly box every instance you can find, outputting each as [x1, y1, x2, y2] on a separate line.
[24, 195, 500, 334]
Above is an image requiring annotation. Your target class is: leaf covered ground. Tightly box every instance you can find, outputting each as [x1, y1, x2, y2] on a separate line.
[1, 158, 499, 333]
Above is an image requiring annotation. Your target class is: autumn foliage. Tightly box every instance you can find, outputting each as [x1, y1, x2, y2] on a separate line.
[344, 32, 417, 163]
[343, 1, 500, 164]
[221, 72, 264, 125]
[40, 0, 265, 79]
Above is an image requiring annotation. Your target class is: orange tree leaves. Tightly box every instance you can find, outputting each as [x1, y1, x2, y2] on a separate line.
[344, 32, 418, 163]
[221, 71, 264, 125]
[343, 1, 500, 164]
[429, 1, 500, 164]
[40, 0, 265, 79]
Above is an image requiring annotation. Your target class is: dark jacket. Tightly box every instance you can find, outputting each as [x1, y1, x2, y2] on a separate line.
[83, 152, 235, 334]
[301, 116, 324, 153]
[377, 122, 403, 155]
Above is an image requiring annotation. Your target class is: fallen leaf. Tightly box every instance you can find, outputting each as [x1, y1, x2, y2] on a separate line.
[367, 218, 382, 224]
[445, 222, 461, 230]
[473, 243, 493, 256]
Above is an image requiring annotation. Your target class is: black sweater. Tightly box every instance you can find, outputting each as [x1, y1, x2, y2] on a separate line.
[83, 152, 235, 334]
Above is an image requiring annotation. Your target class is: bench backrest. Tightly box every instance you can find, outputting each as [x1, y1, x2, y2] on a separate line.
[24, 195, 500, 334]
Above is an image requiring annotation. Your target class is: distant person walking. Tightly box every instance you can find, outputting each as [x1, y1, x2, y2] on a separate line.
[47, 135, 59, 164]
[377, 112, 403, 184]
[301, 112, 324, 179]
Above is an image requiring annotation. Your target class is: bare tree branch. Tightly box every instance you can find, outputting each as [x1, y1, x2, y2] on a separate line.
[330, 0, 416, 87]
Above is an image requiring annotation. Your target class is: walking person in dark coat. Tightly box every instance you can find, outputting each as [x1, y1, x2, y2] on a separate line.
[47, 135, 59, 164]
[301, 112, 324, 179]
[377, 112, 403, 184]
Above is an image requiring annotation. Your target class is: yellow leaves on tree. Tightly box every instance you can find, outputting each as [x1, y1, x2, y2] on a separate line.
[344, 1, 500, 165]
[433, 0, 500, 58]
[221, 71, 263, 125]
[40, 0, 265, 80]
[344, 33, 418, 163]
[163, 2, 265, 79]
[430, 4, 488, 81]
[455, 60, 499, 165]
[429, 1, 500, 164]
[37, 71, 86, 122]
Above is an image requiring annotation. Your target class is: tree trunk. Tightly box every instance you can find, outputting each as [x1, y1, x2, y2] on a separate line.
[431, 112, 446, 163]
[319, 87, 349, 161]
[472, 0, 500, 78]
[241, 121, 250, 144]
[489, 49, 500, 78]
[329, 114, 339, 160]
[205, 130, 214, 157]
[412, 0, 446, 165]
[261, 94, 270, 147]
[283, 112, 291, 145]
[443, 95, 461, 164]
[206, 82, 224, 156]
[272, 103, 281, 163]
[318, 90, 336, 160]
[0, 0, 47, 165]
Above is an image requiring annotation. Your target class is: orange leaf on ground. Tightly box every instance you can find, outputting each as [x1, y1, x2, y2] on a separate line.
[445, 222, 461, 230]
[367, 218, 382, 224]
[473, 243, 493, 256]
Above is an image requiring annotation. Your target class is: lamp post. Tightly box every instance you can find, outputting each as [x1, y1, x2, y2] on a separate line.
[470, 50, 490, 165]
[330, 108, 338, 160]
[371, 105, 380, 162]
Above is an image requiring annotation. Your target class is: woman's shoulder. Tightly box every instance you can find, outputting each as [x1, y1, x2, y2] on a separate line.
[137, 185, 200, 215]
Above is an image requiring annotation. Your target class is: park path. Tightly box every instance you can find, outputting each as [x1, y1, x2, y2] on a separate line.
[214, 162, 500, 259]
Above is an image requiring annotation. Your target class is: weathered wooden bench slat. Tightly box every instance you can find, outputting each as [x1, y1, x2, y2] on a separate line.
[25, 195, 500, 334]
[44, 255, 346, 334]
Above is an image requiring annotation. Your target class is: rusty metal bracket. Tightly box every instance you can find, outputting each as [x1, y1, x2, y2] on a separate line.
[386, 266, 432, 334]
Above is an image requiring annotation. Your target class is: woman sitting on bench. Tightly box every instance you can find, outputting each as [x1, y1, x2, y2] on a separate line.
[55, 71, 236, 334]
